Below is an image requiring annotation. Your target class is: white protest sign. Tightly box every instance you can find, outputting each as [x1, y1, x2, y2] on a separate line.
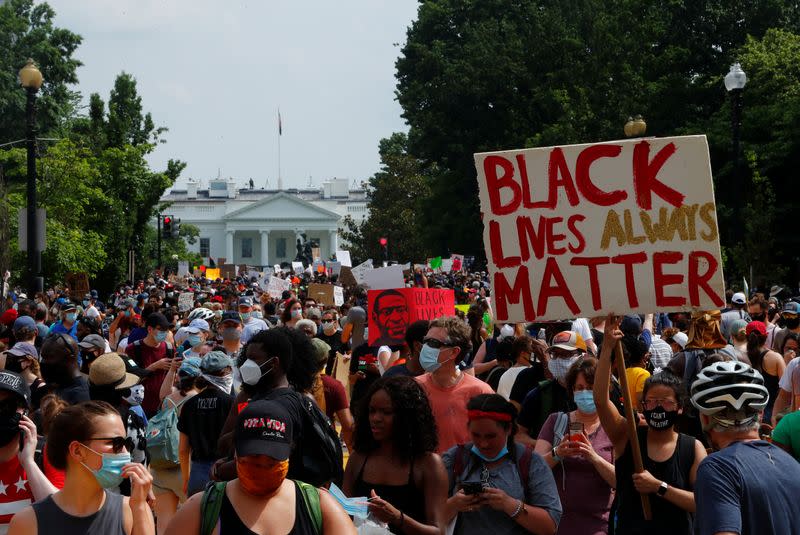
[177, 261, 189, 277]
[247, 270, 261, 280]
[274, 264, 281, 274]
[178, 292, 194, 312]
[441, 258, 453, 272]
[292, 261, 304, 274]
[334, 286, 344, 306]
[267, 276, 292, 298]
[351, 259, 373, 286]
[336, 250, 352, 267]
[363, 265, 405, 290]
[328, 261, 342, 276]
[474, 135, 725, 322]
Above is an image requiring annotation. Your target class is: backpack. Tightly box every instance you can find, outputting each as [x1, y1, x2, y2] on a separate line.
[451, 443, 533, 501]
[551, 412, 569, 449]
[200, 480, 322, 535]
[145, 397, 188, 469]
[298, 395, 344, 487]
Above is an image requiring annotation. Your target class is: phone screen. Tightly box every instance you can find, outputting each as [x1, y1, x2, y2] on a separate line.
[569, 421, 584, 441]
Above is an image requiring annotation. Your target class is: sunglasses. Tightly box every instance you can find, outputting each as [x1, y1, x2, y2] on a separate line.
[88, 436, 133, 454]
[423, 338, 455, 349]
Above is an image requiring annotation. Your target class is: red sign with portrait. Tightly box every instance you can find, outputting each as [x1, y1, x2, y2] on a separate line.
[367, 288, 455, 347]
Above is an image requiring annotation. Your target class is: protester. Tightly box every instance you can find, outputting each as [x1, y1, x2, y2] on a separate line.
[37, 333, 90, 408]
[218, 311, 243, 360]
[720, 292, 750, 339]
[383, 320, 429, 378]
[496, 335, 533, 403]
[47, 302, 78, 341]
[594, 316, 706, 535]
[772, 301, 800, 352]
[126, 313, 175, 417]
[747, 295, 777, 349]
[442, 394, 561, 535]
[343, 376, 447, 534]
[691, 361, 800, 534]
[178, 351, 234, 496]
[165, 399, 355, 535]
[310, 339, 354, 452]
[3, 341, 46, 398]
[416, 316, 493, 453]
[238, 296, 268, 344]
[534, 357, 615, 534]
[744, 320, 785, 422]
[7, 400, 154, 535]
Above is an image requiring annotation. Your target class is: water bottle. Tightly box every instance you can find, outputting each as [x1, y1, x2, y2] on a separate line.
[537, 328, 546, 342]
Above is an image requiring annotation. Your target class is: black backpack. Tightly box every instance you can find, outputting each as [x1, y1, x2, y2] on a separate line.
[297, 394, 344, 488]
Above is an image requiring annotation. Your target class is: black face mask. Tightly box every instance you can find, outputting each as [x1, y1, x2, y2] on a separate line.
[786, 318, 800, 330]
[750, 313, 766, 322]
[643, 406, 678, 431]
[0, 412, 21, 447]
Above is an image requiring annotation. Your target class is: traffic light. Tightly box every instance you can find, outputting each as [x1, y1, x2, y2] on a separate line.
[163, 216, 173, 238]
[173, 218, 181, 236]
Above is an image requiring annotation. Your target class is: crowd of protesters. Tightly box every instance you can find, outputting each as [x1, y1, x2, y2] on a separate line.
[0, 268, 798, 534]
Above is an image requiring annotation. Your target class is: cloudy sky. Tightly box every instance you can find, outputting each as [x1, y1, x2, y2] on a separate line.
[46, 0, 419, 190]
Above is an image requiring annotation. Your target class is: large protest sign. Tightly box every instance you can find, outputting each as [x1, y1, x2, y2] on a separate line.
[339, 266, 357, 286]
[307, 283, 336, 306]
[363, 265, 405, 290]
[367, 288, 455, 346]
[177, 261, 189, 277]
[66, 272, 90, 301]
[475, 135, 725, 322]
[336, 250, 352, 267]
[351, 260, 373, 286]
[292, 261, 304, 274]
[205, 268, 221, 280]
[178, 292, 194, 312]
[334, 286, 344, 306]
[266, 276, 292, 298]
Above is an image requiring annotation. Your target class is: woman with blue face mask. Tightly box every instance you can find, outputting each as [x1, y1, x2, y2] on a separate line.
[442, 394, 561, 535]
[534, 356, 616, 534]
[8, 400, 155, 535]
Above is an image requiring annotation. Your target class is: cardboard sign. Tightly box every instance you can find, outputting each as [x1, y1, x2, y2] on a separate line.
[265, 276, 292, 299]
[205, 268, 221, 280]
[327, 261, 342, 277]
[307, 283, 335, 306]
[367, 288, 455, 346]
[339, 266, 357, 286]
[177, 261, 189, 277]
[351, 259, 373, 286]
[65, 272, 90, 301]
[334, 286, 344, 306]
[336, 250, 352, 267]
[292, 261, 304, 274]
[178, 292, 194, 312]
[220, 264, 237, 279]
[363, 265, 405, 290]
[474, 135, 725, 322]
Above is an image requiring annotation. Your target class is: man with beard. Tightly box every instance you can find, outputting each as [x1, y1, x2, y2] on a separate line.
[36, 333, 90, 408]
[748, 295, 777, 349]
[772, 301, 800, 353]
[371, 290, 409, 346]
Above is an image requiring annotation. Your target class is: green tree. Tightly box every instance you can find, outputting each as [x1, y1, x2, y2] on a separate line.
[0, 0, 82, 144]
[340, 133, 432, 263]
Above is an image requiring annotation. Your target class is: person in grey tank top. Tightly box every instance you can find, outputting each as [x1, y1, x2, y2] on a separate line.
[7, 400, 155, 535]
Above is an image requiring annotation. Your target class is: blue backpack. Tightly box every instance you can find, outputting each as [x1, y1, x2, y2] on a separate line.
[145, 397, 188, 469]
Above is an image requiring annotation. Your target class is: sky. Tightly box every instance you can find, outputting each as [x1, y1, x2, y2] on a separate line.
[46, 0, 420, 190]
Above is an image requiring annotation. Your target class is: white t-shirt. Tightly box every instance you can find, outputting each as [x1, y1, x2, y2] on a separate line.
[84, 305, 100, 319]
[496, 365, 527, 400]
[571, 318, 593, 342]
[779, 357, 799, 393]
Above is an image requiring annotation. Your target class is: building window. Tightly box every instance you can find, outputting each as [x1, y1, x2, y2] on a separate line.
[276, 238, 287, 258]
[241, 237, 253, 258]
[200, 238, 210, 257]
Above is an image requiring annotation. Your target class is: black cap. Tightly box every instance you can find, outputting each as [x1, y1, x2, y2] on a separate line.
[0, 371, 31, 407]
[220, 311, 242, 325]
[235, 400, 293, 461]
[145, 312, 170, 329]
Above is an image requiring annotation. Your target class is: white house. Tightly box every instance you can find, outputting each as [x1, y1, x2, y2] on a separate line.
[158, 177, 369, 267]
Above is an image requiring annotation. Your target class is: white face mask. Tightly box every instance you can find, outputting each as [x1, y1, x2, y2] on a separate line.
[203, 373, 233, 393]
[548, 355, 580, 383]
[239, 357, 276, 386]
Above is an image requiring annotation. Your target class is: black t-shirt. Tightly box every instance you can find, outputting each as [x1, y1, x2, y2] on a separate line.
[486, 367, 507, 392]
[349, 344, 380, 411]
[177, 387, 234, 461]
[517, 380, 573, 438]
[509, 362, 547, 404]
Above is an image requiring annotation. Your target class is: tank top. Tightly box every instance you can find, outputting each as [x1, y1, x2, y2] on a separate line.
[219, 482, 316, 535]
[32, 490, 124, 535]
[353, 454, 426, 534]
[615, 428, 695, 535]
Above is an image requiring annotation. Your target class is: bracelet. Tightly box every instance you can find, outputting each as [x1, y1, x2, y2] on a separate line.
[392, 511, 405, 529]
[509, 499, 524, 519]
[551, 446, 562, 462]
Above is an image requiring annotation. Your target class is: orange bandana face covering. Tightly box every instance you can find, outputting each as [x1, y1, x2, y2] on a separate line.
[237, 457, 289, 496]
[685, 310, 727, 349]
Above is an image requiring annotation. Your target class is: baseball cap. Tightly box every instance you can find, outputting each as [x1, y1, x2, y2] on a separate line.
[0, 371, 31, 407]
[0, 309, 18, 326]
[78, 334, 107, 352]
[200, 351, 235, 373]
[549, 331, 587, 352]
[61, 301, 77, 312]
[186, 318, 210, 333]
[12, 316, 36, 334]
[145, 312, 170, 329]
[179, 356, 202, 377]
[235, 400, 293, 461]
[670, 332, 689, 349]
[746, 321, 767, 337]
[88, 353, 140, 390]
[731, 292, 747, 305]
[783, 302, 800, 315]
[310, 338, 331, 367]
[238, 296, 254, 307]
[620, 315, 643, 336]
[220, 311, 242, 325]
[90, 290, 99, 298]
[7, 342, 39, 362]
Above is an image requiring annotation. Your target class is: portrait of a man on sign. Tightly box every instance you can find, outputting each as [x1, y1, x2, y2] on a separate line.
[371, 289, 409, 346]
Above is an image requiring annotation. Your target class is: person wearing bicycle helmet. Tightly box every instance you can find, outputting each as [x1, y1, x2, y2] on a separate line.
[691, 361, 800, 535]
[187, 307, 215, 323]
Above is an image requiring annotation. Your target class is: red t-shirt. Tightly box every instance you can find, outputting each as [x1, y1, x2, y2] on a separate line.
[42, 444, 65, 489]
[321, 375, 348, 421]
[126, 340, 170, 417]
[0, 455, 33, 527]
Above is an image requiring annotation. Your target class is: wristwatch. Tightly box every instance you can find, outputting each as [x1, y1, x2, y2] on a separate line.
[551, 447, 562, 462]
[657, 481, 669, 497]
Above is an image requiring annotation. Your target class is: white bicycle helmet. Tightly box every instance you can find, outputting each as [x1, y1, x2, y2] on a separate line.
[187, 307, 215, 322]
[690, 361, 769, 426]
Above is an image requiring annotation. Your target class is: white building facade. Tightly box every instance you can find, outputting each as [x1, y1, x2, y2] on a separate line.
[159, 177, 368, 267]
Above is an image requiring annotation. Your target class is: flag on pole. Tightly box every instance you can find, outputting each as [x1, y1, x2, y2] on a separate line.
[278, 109, 282, 136]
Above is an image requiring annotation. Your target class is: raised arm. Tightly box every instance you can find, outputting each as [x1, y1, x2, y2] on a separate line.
[594, 315, 629, 449]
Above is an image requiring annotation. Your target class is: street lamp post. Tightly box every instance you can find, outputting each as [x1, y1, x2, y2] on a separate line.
[19, 59, 43, 295]
[725, 62, 747, 244]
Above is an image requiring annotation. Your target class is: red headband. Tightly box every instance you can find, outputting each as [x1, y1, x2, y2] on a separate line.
[467, 410, 513, 423]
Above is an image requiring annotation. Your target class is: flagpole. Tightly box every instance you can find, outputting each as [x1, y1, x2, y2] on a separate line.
[277, 108, 283, 191]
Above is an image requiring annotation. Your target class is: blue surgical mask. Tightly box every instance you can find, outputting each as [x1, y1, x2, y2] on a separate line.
[419, 344, 442, 372]
[251, 311, 263, 320]
[80, 444, 131, 489]
[471, 444, 509, 463]
[573, 390, 596, 414]
[240, 312, 251, 322]
[327, 482, 368, 519]
[82, 300, 90, 307]
[65, 313, 77, 323]
[187, 335, 203, 348]
[154, 330, 168, 343]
